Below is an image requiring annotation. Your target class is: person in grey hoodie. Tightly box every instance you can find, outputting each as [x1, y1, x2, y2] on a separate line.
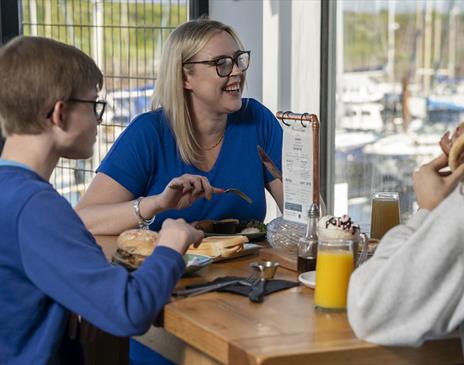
[348, 153, 464, 346]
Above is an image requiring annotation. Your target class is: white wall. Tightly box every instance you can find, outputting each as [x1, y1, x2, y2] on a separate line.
[209, 0, 321, 118]
[291, 0, 320, 116]
[209, 0, 321, 222]
[209, 0, 263, 101]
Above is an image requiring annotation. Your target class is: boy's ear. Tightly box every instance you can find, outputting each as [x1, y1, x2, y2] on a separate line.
[49, 101, 67, 130]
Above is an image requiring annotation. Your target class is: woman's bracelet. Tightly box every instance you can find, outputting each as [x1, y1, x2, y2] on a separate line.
[133, 197, 156, 229]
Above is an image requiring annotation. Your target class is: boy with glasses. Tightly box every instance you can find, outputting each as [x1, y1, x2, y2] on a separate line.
[0, 36, 203, 365]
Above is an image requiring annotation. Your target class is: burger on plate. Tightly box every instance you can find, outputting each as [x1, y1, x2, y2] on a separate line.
[115, 229, 159, 268]
[439, 121, 464, 171]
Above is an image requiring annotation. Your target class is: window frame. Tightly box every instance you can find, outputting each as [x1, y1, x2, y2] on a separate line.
[320, 0, 337, 214]
[0, 0, 20, 154]
[189, 0, 208, 19]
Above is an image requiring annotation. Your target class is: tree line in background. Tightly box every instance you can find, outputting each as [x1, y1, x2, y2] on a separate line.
[345, 9, 464, 83]
[20, 0, 187, 89]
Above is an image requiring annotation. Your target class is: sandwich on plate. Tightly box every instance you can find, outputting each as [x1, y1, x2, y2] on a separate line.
[187, 235, 249, 258]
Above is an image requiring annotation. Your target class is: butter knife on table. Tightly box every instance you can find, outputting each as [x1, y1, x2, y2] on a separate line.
[174, 279, 245, 297]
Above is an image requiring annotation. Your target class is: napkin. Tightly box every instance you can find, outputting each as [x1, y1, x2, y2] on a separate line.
[184, 276, 299, 297]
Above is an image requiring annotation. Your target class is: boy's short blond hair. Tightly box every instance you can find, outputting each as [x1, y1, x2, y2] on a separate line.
[0, 36, 103, 137]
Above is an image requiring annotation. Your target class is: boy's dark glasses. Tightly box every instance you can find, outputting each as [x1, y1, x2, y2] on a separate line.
[46, 98, 107, 123]
[183, 50, 251, 78]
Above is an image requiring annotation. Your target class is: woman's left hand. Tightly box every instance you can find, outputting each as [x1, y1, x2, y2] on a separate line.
[413, 154, 464, 210]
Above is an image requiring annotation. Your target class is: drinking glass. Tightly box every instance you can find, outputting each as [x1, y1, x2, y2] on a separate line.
[314, 239, 354, 311]
[370, 192, 400, 240]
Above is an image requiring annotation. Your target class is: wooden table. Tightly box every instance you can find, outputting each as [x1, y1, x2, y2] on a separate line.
[96, 236, 463, 365]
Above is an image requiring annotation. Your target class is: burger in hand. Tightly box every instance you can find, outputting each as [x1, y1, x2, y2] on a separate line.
[439, 121, 464, 171]
[116, 229, 159, 268]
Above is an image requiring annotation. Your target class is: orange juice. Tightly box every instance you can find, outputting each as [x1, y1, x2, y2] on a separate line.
[314, 250, 354, 310]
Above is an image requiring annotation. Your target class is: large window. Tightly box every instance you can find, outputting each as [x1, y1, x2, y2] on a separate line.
[20, 0, 188, 205]
[334, 0, 464, 229]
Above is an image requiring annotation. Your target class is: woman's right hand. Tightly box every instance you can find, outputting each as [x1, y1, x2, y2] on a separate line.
[157, 174, 221, 211]
[157, 218, 204, 255]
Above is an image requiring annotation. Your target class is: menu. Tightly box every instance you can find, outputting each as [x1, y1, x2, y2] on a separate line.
[282, 123, 313, 224]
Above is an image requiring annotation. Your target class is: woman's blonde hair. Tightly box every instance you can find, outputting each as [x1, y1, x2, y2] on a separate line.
[0, 36, 103, 137]
[152, 19, 245, 165]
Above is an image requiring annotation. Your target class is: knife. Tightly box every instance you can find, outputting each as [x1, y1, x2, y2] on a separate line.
[173, 279, 242, 297]
[257, 145, 282, 181]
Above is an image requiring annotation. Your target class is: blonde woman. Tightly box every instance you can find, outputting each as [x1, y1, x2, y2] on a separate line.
[77, 19, 283, 235]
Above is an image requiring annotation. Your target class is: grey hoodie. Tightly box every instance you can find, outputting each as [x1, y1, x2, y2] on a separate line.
[348, 183, 464, 347]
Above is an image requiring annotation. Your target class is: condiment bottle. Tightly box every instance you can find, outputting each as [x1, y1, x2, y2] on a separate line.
[297, 203, 320, 273]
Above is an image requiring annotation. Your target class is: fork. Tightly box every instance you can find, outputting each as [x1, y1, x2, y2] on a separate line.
[243, 270, 261, 286]
[174, 270, 261, 297]
[168, 183, 252, 204]
[221, 188, 253, 204]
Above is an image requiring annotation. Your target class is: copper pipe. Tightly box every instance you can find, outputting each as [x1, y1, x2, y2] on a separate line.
[312, 115, 320, 206]
[276, 111, 318, 123]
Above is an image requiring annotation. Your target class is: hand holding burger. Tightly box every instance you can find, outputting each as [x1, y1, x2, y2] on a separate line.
[413, 154, 464, 211]
[116, 219, 204, 268]
[439, 121, 464, 171]
[411, 122, 464, 210]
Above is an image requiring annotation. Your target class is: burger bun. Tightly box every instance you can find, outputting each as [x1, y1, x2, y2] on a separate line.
[449, 134, 464, 171]
[117, 229, 159, 257]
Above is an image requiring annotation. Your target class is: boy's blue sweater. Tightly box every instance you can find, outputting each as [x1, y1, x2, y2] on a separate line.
[0, 164, 184, 365]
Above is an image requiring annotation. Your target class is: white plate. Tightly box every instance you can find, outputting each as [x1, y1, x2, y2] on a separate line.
[298, 271, 316, 289]
[112, 252, 212, 276]
[183, 254, 213, 275]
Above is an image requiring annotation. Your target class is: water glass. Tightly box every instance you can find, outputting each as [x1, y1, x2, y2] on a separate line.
[314, 239, 354, 311]
[370, 192, 400, 240]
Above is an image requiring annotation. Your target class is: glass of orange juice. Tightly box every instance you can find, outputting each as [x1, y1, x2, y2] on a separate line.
[314, 239, 354, 311]
[370, 192, 400, 240]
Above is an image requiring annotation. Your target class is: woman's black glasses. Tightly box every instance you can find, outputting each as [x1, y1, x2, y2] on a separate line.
[183, 50, 251, 78]
[46, 98, 107, 123]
